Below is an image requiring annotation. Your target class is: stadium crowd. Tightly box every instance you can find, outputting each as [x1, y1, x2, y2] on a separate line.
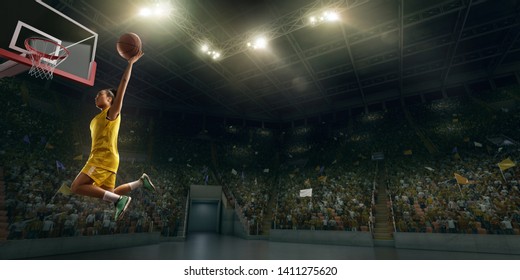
[1, 77, 519, 240]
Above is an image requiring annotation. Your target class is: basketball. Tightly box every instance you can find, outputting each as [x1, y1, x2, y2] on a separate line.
[116, 33, 142, 60]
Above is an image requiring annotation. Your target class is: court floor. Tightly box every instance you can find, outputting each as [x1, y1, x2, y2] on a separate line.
[30, 233, 520, 260]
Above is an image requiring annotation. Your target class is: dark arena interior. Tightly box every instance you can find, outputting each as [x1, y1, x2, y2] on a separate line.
[1, 0, 520, 267]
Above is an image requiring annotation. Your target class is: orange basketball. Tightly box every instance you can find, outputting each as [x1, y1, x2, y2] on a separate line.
[116, 33, 142, 60]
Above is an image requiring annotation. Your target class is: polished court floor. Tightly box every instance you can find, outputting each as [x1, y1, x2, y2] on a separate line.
[32, 233, 520, 260]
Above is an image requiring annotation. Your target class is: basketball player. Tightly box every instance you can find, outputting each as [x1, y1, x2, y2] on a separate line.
[70, 50, 155, 221]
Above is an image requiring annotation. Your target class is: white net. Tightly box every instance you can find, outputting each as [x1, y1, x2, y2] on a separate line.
[25, 38, 69, 80]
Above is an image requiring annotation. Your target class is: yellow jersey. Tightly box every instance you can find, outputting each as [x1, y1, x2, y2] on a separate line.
[85, 107, 121, 173]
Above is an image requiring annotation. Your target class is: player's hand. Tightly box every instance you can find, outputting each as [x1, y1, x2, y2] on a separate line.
[128, 50, 144, 64]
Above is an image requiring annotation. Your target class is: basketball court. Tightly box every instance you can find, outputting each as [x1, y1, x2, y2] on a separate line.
[25, 232, 520, 260]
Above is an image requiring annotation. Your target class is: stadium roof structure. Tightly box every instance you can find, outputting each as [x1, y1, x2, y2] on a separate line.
[48, 0, 520, 122]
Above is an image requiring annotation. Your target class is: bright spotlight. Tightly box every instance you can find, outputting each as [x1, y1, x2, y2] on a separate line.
[309, 10, 340, 25]
[153, 8, 164, 16]
[248, 37, 267, 50]
[255, 37, 267, 49]
[139, 8, 152, 17]
[324, 11, 339, 22]
[157, 2, 173, 15]
[139, 2, 173, 18]
[199, 43, 221, 61]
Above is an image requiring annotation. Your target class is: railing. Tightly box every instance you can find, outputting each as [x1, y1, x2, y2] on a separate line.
[181, 191, 190, 237]
[387, 182, 397, 232]
[272, 178, 281, 230]
[250, 216, 260, 235]
[273, 196, 279, 230]
[368, 161, 378, 235]
[228, 189, 251, 235]
[369, 181, 376, 235]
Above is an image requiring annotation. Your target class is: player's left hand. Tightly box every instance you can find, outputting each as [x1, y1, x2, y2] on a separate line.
[128, 50, 144, 64]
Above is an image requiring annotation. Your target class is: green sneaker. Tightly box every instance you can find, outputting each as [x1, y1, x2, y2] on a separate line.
[114, 196, 132, 221]
[140, 173, 156, 192]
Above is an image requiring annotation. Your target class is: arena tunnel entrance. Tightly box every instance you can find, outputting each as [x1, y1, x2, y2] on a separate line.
[188, 200, 220, 233]
[187, 185, 222, 234]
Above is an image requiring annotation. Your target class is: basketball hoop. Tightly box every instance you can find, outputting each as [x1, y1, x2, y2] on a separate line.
[24, 37, 70, 80]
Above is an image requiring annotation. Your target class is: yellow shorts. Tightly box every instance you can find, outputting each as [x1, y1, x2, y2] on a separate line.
[81, 164, 116, 189]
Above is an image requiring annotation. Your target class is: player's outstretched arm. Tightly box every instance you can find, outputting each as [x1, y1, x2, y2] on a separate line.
[107, 51, 144, 120]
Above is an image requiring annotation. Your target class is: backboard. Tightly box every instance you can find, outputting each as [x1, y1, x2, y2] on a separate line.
[0, 0, 98, 86]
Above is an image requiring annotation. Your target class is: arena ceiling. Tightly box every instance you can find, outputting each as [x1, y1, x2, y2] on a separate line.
[50, 0, 520, 121]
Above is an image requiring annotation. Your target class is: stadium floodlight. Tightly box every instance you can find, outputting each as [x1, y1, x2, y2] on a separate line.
[324, 11, 339, 22]
[200, 43, 221, 61]
[138, 2, 173, 18]
[154, 8, 165, 16]
[247, 36, 268, 50]
[139, 8, 152, 17]
[309, 10, 340, 25]
[255, 37, 267, 49]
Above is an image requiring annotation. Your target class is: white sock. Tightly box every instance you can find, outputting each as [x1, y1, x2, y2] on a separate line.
[128, 178, 143, 190]
[102, 191, 120, 203]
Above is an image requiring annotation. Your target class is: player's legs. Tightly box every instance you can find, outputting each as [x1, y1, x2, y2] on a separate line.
[70, 172, 106, 199]
[72, 166, 131, 220]
[99, 184, 114, 191]
[72, 165, 118, 198]
[113, 182, 132, 195]
[96, 170, 132, 220]
[71, 171, 121, 202]
[98, 184, 132, 221]
[114, 173, 156, 195]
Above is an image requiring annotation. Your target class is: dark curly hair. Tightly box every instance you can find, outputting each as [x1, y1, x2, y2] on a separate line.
[105, 88, 117, 104]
